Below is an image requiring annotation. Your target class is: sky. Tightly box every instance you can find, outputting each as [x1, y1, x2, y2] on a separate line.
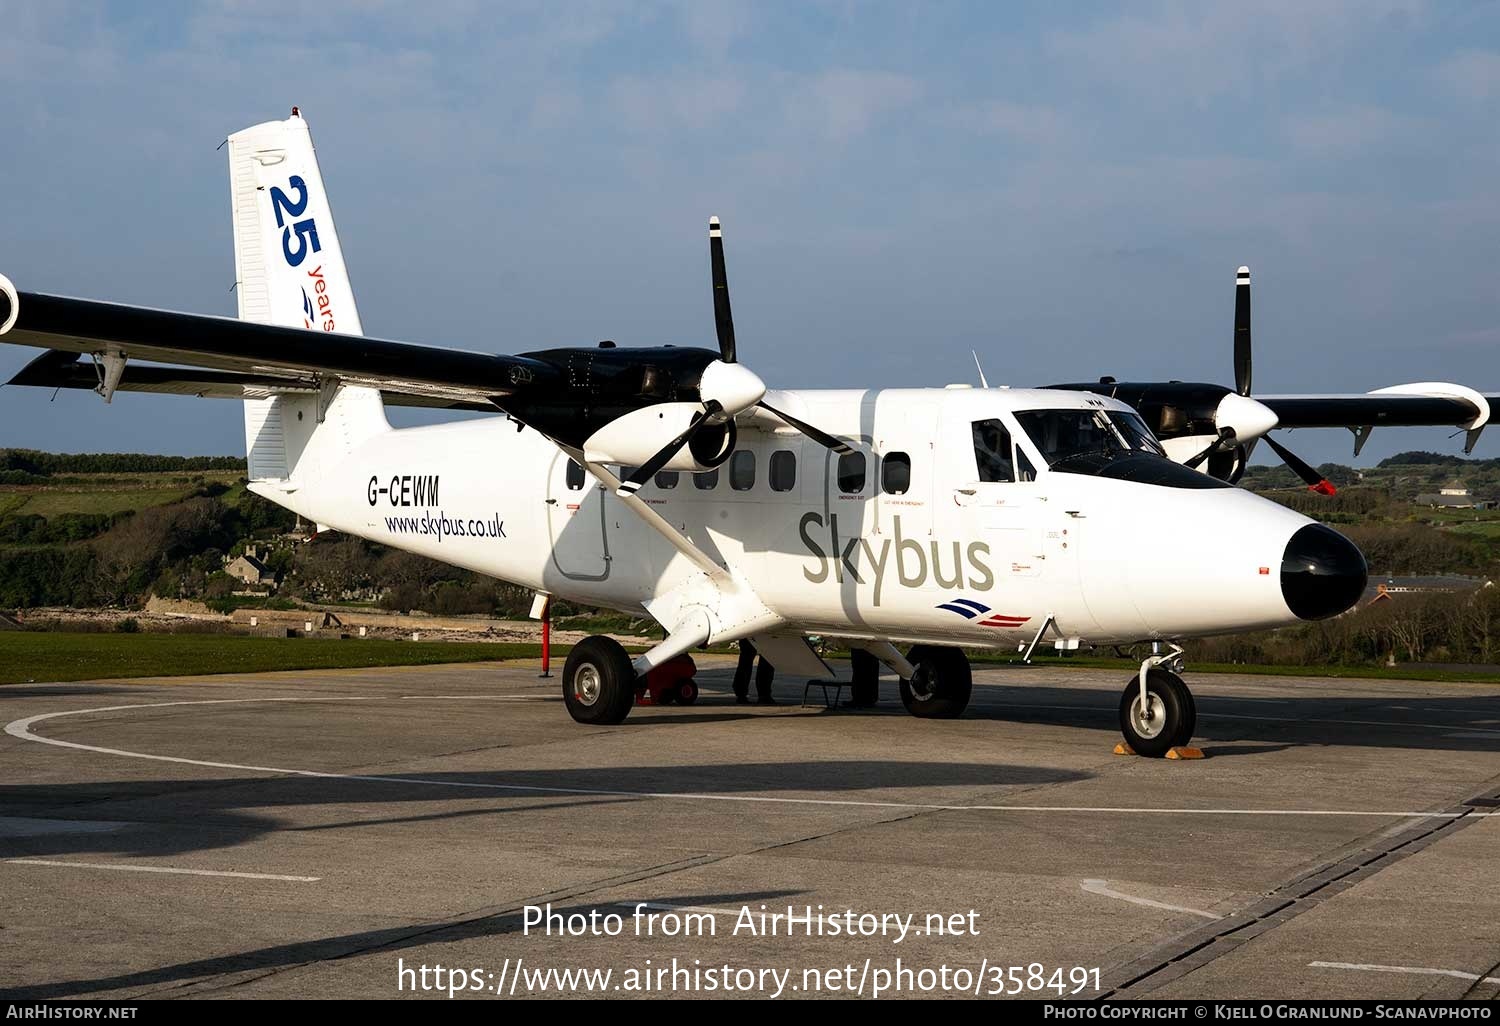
[1, 1, 1497, 466]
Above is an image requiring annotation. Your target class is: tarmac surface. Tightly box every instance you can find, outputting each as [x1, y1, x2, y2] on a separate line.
[1, 657, 1498, 1001]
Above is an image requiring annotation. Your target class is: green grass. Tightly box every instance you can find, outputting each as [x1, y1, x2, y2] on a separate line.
[0, 632, 551, 685]
[0, 495, 27, 517]
[1443, 521, 1500, 540]
[2, 487, 195, 518]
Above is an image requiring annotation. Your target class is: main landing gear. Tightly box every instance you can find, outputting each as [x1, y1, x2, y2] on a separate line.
[563, 635, 637, 725]
[898, 645, 972, 719]
[562, 637, 703, 724]
[1118, 649, 1197, 758]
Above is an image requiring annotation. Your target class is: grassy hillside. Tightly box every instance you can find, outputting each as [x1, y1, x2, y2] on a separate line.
[0, 472, 243, 518]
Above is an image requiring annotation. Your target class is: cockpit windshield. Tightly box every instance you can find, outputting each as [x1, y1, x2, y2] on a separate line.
[1014, 408, 1166, 467]
[1012, 406, 1228, 489]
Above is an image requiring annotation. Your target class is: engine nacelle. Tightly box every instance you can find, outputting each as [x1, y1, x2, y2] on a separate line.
[582, 402, 736, 472]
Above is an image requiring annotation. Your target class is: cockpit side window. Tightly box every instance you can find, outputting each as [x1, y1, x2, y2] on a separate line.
[971, 419, 1015, 483]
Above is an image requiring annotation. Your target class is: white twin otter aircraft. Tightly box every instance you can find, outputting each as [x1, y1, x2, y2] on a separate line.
[4, 111, 1496, 756]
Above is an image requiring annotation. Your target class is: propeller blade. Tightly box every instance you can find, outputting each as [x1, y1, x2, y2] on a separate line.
[757, 400, 853, 455]
[709, 216, 737, 364]
[1184, 427, 1234, 470]
[1184, 437, 1221, 470]
[1262, 434, 1336, 495]
[1234, 265, 1252, 396]
[616, 400, 723, 497]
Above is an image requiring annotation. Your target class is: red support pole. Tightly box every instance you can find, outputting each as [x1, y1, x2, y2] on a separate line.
[539, 612, 552, 678]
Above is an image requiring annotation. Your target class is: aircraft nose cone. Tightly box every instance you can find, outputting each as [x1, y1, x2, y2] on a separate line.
[1280, 524, 1367, 621]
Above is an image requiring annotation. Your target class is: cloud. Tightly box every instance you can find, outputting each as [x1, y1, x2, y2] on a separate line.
[1281, 105, 1411, 154]
[1436, 49, 1500, 102]
[1046, 1, 1427, 105]
[959, 101, 1066, 146]
[791, 69, 923, 143]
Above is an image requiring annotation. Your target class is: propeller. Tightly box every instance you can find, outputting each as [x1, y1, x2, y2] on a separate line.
[616, 218, 851, 496]
[1197, 266, 1336, 495]
[1262, 435, 1337, 496]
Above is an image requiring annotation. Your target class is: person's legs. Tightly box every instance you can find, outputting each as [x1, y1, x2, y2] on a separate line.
[732, 641, 756, 703]
[755, 657, 777, 705]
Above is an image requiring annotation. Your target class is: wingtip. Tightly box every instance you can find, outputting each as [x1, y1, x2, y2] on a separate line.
[0, 273, 17, 336]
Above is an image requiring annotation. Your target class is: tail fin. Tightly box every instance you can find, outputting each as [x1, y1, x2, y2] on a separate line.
[226, 109, 386, 486]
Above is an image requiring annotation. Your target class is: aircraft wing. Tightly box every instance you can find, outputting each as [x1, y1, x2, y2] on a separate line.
[1258, 391, 1500, 429]
[0, 284, 558, 408]
[7, 347, 495, 412]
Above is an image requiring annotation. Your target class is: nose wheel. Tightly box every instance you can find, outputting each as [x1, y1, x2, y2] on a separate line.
[1118, 667, 1196, 757]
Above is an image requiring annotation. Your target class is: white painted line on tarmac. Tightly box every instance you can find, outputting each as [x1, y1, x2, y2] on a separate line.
[399, 695, 557, 701]
[8, 699, 1500, 821]
[1010, 702, 1496, 734]
[7, 859, 319, 882]
[1310, 961, 1500, 986]
[1080, 879, 1221, 920]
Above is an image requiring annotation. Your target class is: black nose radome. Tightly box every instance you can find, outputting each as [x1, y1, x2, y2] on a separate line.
[1281, 524, 1367, 621]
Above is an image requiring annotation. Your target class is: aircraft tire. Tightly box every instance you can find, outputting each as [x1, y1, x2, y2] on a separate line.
[899, 645, 971, 719]
[676, 680, 699, 705]
[1118, 668, 1193, 757]
[1165, 670, 1197, 747]
[563, 635, 636, 725]
[849, 648, 880, 707]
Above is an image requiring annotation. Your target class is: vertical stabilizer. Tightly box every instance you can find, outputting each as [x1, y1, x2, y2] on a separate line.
[226, 109, 386, 485]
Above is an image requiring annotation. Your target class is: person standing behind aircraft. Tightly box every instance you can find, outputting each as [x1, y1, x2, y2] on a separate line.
[732, 640, 778, 705]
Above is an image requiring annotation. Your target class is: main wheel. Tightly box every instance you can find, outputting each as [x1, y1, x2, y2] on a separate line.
[675, 680, 699, 705]
[563, 635, 636, 725]
[849, 648, 880, 707]
[898, 645, 972, 719]
[1119, 668, 1194, 757]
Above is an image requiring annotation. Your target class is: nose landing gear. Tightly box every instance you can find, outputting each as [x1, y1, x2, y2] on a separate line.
[1117, 645, 1199, 758]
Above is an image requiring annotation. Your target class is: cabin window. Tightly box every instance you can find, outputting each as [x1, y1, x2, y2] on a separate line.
[769, 451, 796, 492]
[730, 450, 756, 491]
[694, 468, 719, 490]
[654, 470, 679, 489]
[565, 460, 585, 491]
[971, 419, 1014, 483]
[881, 452, 912, 495]
[837, 452, 866, 494]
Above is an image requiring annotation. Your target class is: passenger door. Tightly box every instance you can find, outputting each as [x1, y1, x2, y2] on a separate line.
[545, 453, 610, 580]
[955, 417, 1043, 578]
